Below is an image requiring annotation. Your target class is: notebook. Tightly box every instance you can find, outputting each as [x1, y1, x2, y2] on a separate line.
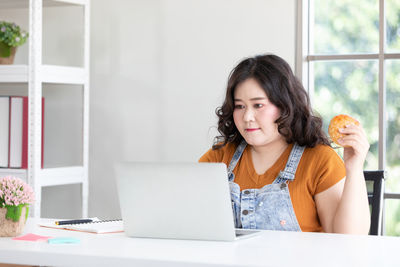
[114, 162, 261, 241]
[39, 218, 124, 234]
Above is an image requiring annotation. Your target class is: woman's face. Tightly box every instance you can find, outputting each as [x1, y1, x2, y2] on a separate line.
[233, 78, 284, 148]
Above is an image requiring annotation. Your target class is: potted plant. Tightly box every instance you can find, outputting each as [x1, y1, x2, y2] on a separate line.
[0, 176, 35, 237]
[0, 21, 29, 65]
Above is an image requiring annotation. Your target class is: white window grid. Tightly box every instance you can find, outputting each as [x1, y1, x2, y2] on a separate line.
[295, 0, 400, 233]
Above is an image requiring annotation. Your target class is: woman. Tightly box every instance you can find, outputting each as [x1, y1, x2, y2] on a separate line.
[199, 54, 370, 234]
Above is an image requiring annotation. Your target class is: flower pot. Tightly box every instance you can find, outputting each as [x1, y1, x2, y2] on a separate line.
[0, 42, 17, 65]
[0, 206, 27, 237]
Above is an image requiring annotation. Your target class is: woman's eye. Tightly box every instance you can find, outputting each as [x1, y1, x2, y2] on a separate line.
[234, 104, 244, 109]
[254, 104, 263, 108]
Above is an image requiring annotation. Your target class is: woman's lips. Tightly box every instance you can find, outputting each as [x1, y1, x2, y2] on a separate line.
[245, 128, 260, 132]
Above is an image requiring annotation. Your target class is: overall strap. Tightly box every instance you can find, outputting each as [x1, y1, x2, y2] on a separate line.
[227, 140, 247, 181]
[274, 143, 305, 184]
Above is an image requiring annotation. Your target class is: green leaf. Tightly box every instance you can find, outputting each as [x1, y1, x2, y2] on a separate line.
[25, 206, 29, 220]
[5, 204, 23, 222]
[0, 41, 11, 57]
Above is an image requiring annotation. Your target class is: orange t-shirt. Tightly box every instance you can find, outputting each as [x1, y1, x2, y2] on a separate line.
[199, 143, 346, 232]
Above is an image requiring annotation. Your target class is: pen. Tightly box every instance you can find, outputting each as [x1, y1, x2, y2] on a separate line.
[55, 219, 93, 225]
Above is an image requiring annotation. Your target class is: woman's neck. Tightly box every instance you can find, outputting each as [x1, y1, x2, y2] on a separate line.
[250, 139, 289, 175]
[250, 138, 288, 157]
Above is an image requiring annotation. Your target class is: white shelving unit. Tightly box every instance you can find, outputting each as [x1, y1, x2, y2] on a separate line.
[0, 0, 90, 218]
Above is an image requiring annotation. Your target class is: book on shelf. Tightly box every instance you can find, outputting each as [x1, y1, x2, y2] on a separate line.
[0, 97, 9, 167]
[9, 97, 23, 168]
[2, 96, 44, 169]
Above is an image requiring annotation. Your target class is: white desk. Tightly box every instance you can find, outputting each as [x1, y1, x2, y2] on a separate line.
[0, 218, 399, 267]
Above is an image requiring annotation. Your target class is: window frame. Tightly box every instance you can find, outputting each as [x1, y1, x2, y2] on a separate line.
[295, 0, 400, 234]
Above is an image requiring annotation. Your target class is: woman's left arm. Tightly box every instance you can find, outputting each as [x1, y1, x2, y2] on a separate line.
[315, 124, 371, 234]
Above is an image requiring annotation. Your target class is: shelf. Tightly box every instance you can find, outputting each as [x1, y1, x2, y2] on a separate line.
[0, 65, 87, 84]
[42, 65, 87, 84]
[0, 168, 27, 180]
[0, 166, 85, 187]
[0, 65, 29, 83]
[0, 0, 90, 218]
[0, 0, 88, 9]
[41, 166, 85, 186]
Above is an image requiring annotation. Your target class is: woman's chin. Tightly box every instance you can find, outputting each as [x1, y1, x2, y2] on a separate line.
[243, 138, 261, 147]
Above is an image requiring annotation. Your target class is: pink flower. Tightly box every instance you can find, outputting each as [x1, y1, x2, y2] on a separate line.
[0, 176, 35, 207]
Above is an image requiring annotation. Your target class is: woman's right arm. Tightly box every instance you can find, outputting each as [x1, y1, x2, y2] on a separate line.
[198, 148, 215, 162]
[198, 144, 227, 163]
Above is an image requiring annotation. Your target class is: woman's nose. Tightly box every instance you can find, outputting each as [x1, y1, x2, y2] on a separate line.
[243, 108, 255, 122]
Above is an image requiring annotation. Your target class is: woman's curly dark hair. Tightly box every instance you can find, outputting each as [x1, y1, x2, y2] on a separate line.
[213, 54, 330, 150]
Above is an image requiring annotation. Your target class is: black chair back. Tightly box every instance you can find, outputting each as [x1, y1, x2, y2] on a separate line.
[364, 170, 385, 235]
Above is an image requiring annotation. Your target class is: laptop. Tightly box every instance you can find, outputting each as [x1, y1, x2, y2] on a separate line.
[114, 162, 260, 241]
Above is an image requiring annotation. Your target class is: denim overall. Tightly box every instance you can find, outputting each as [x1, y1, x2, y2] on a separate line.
[228, 140, 304, 231]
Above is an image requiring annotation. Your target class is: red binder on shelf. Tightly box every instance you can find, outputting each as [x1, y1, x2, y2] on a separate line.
[8, 96, 44, 169]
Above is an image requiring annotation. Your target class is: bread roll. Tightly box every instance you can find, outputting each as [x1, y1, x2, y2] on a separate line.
[328, 114, 359, 147]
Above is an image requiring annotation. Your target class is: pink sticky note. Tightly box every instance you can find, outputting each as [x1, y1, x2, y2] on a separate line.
[13, 233, 52, 241]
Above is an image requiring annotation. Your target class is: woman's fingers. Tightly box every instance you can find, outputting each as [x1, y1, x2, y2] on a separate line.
[338, 124, 370, 164]
[338, 135, 368, 152]
[338, 124, 366, 138]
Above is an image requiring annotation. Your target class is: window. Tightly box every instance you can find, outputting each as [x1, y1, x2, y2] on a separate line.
[296, 0, 400, 235]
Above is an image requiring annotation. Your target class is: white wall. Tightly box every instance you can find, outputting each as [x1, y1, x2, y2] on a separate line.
[0, 0, 296, 219]
[90, 0, 295, 219]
